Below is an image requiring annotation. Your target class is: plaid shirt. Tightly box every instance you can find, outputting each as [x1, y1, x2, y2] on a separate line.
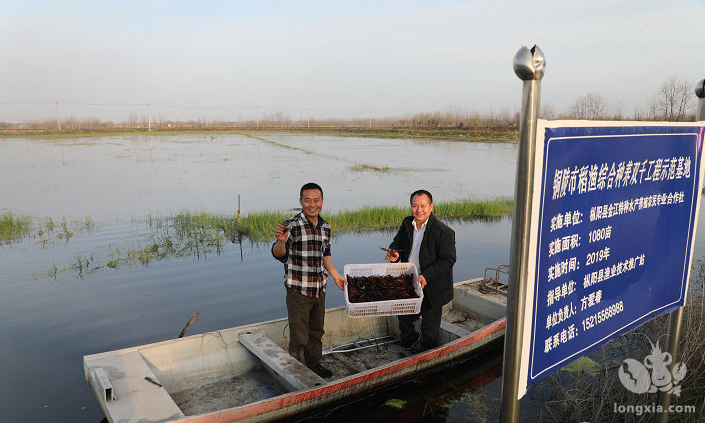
[272, 212, 331, 298]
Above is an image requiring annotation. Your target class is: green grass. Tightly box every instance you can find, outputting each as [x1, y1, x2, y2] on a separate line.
[10, 198, 512, 275]
[236, 197, 513, 242]
[434, 197, 513, 219]
[100, 198, 513, 270]
[0, 212, 31, 244]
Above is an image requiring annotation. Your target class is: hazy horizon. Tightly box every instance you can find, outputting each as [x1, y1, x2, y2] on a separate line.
[1, 0, 703, 123]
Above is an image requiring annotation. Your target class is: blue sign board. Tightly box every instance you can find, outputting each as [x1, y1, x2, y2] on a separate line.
[518, 121, 705, 398]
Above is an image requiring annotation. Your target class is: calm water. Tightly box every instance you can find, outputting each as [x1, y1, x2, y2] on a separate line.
[0, 133, 516, 423]
[1, 133, 700, 423]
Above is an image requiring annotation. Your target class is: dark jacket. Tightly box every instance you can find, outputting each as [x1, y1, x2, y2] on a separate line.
[389, 213, 456, 309]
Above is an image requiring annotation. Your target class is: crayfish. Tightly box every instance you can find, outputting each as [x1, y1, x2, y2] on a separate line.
[346, 274, 418, 303]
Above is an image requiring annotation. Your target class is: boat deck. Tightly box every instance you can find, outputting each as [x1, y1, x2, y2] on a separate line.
[172, 369, 288, 416]
[171, 306, 488, 417]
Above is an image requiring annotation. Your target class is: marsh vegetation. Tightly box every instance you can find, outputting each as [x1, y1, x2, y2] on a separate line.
[5, 198, 512, 276]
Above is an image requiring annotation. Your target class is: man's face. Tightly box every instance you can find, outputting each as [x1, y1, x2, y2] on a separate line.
[300, 188, 323, 220]
[411, 193, 433, 224]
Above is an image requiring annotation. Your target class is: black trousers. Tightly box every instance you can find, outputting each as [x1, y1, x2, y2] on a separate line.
[397, 295, 442, 349]
[285, 287, 326, 367]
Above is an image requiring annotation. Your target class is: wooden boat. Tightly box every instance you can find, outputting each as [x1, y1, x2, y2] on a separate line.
[83, 278, 507, 423]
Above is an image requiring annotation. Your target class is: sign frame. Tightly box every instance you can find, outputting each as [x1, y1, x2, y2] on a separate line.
[517, 120, 705, 399]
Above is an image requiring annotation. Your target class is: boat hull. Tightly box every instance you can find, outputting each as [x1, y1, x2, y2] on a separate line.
[84, 278, 507, 423]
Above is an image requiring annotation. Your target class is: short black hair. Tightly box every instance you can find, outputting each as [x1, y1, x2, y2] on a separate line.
[410, 189, 433, 205]
[300, 182, 323, 199]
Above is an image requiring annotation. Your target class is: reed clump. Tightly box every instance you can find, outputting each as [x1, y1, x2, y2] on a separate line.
[40, 198, 514, 274]
[236, 197, 513, 242]
[350, 164, 391, 173]
[0, 212, 31, 245]
[434, 197, 513, 219]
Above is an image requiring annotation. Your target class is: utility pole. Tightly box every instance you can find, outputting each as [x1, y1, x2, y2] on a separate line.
[55, 101, 61, 130]
[147, 103, 152, 131]
[256, 105, 260, 128]
[499, 45, 545, 423]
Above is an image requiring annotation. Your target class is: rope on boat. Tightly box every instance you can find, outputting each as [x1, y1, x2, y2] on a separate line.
[322, 335, 398, 355]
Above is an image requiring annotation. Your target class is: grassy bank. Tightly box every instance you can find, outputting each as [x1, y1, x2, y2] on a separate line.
[0, 126, 518, 143]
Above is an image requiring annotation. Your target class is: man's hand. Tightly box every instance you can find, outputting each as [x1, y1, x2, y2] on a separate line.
[275, 222, 289, 243]
[384, 250, 399, 262]
[417, 274, 427, 289]
[323, 256, 346, 290]
[334, 275, 346, 290]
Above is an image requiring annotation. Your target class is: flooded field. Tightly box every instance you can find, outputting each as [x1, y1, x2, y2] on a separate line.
[0, 132, 518, 422]
[2, 132, 701, 422]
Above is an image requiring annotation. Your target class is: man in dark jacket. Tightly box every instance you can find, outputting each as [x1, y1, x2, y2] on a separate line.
[384, 189, 456, 352]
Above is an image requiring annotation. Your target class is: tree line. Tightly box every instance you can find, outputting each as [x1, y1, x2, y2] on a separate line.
[0, 77, 699, 132]
[550, 76, 696, 122]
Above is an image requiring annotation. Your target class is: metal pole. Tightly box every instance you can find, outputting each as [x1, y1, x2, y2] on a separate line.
[55, 101, 61, 130]
[655, 78, 705, 423]
[499, 45, 545, 423]
[654, 308, 684, 423]
[695, 79, 705, 120]
[237, 193, 242, 225]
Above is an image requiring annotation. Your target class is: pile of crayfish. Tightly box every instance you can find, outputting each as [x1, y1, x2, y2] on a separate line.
[346, 274, 418, 303]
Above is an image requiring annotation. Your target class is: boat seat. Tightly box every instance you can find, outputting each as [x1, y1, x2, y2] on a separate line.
[440, 320, 473, 339]
[84, 351, 185, 423]
[238, 330, 326, 391]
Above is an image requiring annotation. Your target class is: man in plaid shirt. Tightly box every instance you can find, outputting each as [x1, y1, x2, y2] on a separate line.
[272, 182, 346, 378]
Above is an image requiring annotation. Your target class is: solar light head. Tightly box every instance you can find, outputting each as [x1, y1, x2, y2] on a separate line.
[513, 45, 545, 81]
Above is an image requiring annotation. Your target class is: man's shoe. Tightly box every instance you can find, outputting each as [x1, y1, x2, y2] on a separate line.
[412, 342, 432, 354]
[309, 363, 333, 378]
[399, 333, 422, 350]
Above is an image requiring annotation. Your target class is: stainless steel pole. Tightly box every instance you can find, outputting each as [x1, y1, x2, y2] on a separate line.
[654, 79, 705, 423]
[655, 78, 705, 423]
[654, 308, 684, 423]
[695, 79, 705, 120]
[499, 45, 545, 423]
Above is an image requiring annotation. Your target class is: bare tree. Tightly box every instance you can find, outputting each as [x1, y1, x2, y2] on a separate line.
[540, 102, 556, 120]
[610, 101, 625, 121]
[655, 76, 694, 121]
[570, 92, 607, 120]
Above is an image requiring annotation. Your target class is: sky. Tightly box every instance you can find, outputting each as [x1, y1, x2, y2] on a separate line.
[1, 0, 704, 123]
